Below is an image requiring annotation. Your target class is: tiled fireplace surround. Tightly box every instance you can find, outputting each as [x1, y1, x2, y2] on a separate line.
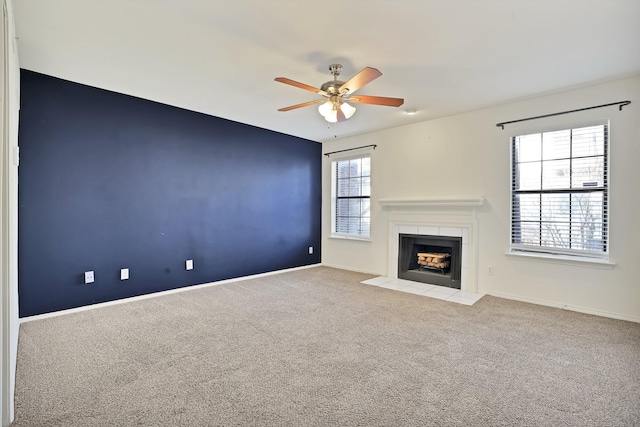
[362, 198, 485, 304]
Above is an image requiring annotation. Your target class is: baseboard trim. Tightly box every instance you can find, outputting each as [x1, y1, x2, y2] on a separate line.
[20, 264, 322, 324]
[486, 291, 640, 323]
[320, 262, 380, 277]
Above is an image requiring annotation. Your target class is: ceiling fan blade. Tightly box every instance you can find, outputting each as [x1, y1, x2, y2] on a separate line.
[274, 77, 326, 95]
[277, 99, 323, 112]
[339, 67, 382, 95]
[349, 95, 405, 107]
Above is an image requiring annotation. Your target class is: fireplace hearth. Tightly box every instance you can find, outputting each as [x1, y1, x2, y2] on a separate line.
[398, 234, 462, 289]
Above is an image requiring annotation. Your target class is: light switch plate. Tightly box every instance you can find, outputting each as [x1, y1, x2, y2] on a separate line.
[120, 268, 129, 280]
[308, 246, 313, 254]
[186, 259, 194, 270]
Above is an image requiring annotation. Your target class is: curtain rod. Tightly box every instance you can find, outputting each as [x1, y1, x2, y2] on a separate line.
[324, 144, 377, 157]
[496, 100, 631, 129]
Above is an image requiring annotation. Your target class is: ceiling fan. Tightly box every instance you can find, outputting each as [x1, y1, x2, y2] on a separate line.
[275, 64, 404, 123]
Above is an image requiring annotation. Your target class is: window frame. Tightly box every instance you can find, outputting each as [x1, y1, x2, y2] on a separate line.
[330, 153, 371, 240]
[509, 121, 610, 261]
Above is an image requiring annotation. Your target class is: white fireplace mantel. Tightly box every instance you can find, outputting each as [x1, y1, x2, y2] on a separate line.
[379, 197, 485, 209]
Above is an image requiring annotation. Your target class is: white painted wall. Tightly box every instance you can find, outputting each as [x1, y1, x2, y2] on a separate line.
[1, 0, 19, 424]
[323, 75, 640, 322]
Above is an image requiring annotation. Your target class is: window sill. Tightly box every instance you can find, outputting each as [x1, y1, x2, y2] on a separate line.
[505, 251, 616, 269]
[330, 234, 371, 242]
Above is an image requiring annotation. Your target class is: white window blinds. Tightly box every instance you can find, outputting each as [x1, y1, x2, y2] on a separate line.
[511, 124, 608, 257]
[332, 156, 371, 238]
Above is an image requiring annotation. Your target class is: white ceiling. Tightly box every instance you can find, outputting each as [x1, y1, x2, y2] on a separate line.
[13, 0, 640, 143]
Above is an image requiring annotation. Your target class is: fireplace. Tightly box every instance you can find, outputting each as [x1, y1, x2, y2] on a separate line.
[382, 197, 485, 293]
[398, 234, 462, 289]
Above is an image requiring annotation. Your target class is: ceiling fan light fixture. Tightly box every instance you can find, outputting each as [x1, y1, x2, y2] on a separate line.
[319, 101, 356, 122]
[324, 109, 338, 123]
[340, 102, 356, 119]
[318, 100, 333, 118]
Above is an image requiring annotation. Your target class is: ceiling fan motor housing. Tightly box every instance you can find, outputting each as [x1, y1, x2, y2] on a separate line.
[320, 80, 346, 95]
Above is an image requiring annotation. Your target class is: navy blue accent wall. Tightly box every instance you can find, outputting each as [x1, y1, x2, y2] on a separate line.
[18, 70, 321, 317]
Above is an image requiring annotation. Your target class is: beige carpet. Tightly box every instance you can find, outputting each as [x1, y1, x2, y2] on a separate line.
[11, 266, 640, 426]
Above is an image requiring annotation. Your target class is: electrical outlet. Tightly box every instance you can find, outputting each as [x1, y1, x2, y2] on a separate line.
[487, 266, 494, 276]
[120, 268, 129, 280]
[84, 271, 94, 284]
[308, 246, 314, 255]
[186, 259, 194, 270]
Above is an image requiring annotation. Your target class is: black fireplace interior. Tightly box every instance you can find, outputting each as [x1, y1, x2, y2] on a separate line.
[398, 234, 462, 289]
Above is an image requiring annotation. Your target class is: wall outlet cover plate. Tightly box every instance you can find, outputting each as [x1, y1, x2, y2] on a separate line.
[84, 271, 94, 284]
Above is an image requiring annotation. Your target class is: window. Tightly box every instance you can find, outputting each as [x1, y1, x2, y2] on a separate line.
[331, 155, 371, 238]
[511, 124, 608, 258]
